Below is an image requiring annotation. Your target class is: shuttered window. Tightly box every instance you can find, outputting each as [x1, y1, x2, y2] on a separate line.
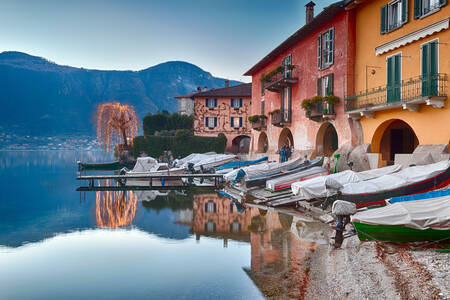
[205, 98, 217, 108]
[317, 74, 334, 97]
[261, 73, 265, 95]
[381, 0, 408, 34]
[318, 28, 334, 69]
[386, 54, 402, 103]
[231, 98, 242, 109]
[205, 117, 217, 128]
[415, 0, 447, 18]
[422, 40, 438, 96]
[230, 117, 242, 128]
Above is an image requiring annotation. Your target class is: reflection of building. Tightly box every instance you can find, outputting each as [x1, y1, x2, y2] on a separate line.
[192, 193, 253, 243]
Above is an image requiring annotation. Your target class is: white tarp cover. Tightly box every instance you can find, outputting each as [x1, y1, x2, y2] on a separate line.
[193, 154, 237, 171]
[351, 195, 450, 230]
[223, 162, 279, 182]
[173, 152, 216, 169]
[131, 157, 159, 172]
[266, 167, 328, 190]
[342, 160, 450, 196]
[291, 164, 402, 200]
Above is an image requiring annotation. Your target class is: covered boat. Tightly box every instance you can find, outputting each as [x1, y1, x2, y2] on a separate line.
[223, 161, 280, 183]
[265, 166, 329, 192]
[245, 157, 324, 188]
[216, 157, 268, 172]
[388, 189, 450, 204]
[291, 164, 402, 200]
[172, 152, 217, 169]
[125, 157, 185, 186]
[193, 154, 238, 171]
[340, 160, 450, 207]
[351, 195, 450, 242]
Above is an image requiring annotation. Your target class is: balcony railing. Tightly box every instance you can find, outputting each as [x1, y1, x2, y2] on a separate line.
[263, 66, 299, 92]
[307, 102, 336, 122]
[345, 74, 447, 113]
[271, 109, 291, 127]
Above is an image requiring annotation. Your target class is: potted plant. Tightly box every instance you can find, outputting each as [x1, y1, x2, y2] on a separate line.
[248, 115, 260, 123]
[301, 98, 312, 110]
[323, 95, 339, 115]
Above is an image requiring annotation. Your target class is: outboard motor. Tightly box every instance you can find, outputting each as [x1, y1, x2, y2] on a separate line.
[232, 169, 246, 185]
[331, 200, 356, 248]
[187, 163, 195, 174]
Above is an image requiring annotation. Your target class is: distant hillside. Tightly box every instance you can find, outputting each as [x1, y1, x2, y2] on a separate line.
[0, 51, 242, 136]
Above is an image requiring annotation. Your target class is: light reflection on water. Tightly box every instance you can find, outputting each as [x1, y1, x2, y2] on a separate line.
[0, 150, 326, 299]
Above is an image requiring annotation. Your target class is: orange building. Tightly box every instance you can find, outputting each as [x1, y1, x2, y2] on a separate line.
[345, 0, 449, 165]
[178, 83, 252, 153]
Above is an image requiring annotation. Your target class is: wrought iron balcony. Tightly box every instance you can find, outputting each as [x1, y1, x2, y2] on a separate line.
[345, 74, 447, 118]
[306, 102, 336, 122]
[270, 109, 291, 127]
[263, 66, 299, 92]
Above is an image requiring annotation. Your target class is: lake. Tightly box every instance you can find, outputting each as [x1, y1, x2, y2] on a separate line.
[0, 150, 324, 300]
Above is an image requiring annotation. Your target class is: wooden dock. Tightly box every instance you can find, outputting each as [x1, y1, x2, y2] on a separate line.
[77, 173, 224, 188]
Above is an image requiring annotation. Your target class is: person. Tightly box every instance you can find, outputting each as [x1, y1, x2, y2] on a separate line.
[280, 145, 286, 163]
[285, 144, 292, 161]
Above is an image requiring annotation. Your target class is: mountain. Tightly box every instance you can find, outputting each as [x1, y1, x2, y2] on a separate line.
[0, 51, 242, 136]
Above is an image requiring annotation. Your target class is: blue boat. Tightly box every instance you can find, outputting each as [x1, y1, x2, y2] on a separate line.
[216, 157, 268, 171]
[389, 189, 450, 204]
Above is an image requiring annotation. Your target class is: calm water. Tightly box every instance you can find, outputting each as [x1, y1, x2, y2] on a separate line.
[0, 150, 325, 300]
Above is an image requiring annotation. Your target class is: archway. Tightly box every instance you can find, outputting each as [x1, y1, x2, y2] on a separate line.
[316, 122, 338, 157]
[371, 119, 419, 164]
[278, 128, 294, 150]
[257, 132, 268, 153]
[231, 135, 250, 153]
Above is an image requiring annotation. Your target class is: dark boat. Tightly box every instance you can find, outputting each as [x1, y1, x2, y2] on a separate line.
[78, 161, 125, 171]
[339, 160, 450, 208]
[245, 157, 324, 188]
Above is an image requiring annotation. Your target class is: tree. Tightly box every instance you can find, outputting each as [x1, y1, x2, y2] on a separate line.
[96, 102, 138, 152]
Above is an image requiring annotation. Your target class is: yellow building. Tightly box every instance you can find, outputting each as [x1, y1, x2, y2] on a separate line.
[345, 0, 449, 165]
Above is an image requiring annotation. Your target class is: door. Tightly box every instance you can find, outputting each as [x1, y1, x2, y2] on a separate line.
[422, 41, 438, 96]
[387, 54, 401, 103]
[390, 129, 404, 162]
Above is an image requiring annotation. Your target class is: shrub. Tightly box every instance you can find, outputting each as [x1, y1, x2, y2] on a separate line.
[269, 109, 281, 115]
[324, 95, 340, 105]
[301, 98, 312, 110]
[248, 115, 260, 123]
[311, 95, 323, 104]
[259, 114, 268, 120]
[143, 112, 193, 136]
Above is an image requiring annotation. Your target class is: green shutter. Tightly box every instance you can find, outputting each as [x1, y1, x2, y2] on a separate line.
[231, 117, 234, 127]
[329, 28, 334, 64]
[327, 74, 334, 95]
[318, 35, 322, 69]
[317, 78, 322, 96]
[387, 57, 394, 102]
[381, 5, 388, 34]
[430, 42, 437, 75]
[394, 55, 401, 100]
[414, 0, 422, 19]
[422, 43, 429, 96]
[401, 0, 408, 24]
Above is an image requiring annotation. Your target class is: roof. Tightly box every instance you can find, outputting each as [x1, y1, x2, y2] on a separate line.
[192, 83, 252, 98]
[175, 92, 199, 99]
[243, 0, 352, 76]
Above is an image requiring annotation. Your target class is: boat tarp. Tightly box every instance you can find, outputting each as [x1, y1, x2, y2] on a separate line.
[342, 160, 450, 196]
[193, 154, 237, 170]
[216, 157, 268, 171]
[351, 195, 450, 230]
[389, 189, 450, 204]
[223, 162, 279, 182]
[173, 152, 217, 169]
[246, 157, 309, 181]
[291, 164, 402, 200]
[132, 157, 159, 172]
[266, 167, 328, 191]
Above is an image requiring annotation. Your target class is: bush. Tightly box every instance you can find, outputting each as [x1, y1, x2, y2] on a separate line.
[324, 95, 340, 105]
[301, 98, 312, 110]
[259, 114, 268, 120]
[269, 109, 280, 115]
[311, 95, 323, 104]
[248, 115, 260, 123]
[143, 112, 193, 136]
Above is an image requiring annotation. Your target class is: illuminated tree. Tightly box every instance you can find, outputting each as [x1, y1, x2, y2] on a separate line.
[96, 102, 138, 152]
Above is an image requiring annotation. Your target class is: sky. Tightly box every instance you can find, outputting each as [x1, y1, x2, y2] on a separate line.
[0, 0, 336, 82]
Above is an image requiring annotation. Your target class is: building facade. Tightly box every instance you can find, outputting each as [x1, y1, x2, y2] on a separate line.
[244, 1, 359, 161]
[191, 83, 252, 153]
[345, 0, 449, 165]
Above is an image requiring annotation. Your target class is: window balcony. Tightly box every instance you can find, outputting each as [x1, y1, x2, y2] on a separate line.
[270, 109, 291, 127]
[263, 65, 299, 92]
[306, 102, 336, 122]
[345, 74, 447, 119]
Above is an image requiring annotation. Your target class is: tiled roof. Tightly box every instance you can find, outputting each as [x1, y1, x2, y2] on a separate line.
[175, 92, 199, 99]
[193, 83, 252, 98]
[243, 0, 352, 76]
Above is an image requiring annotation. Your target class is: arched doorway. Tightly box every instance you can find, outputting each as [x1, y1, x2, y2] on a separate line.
[316, 122, 338, 157]
[257, 132, 268, 153]
[278, 128, 294, 150]
[371, 119, 419, 164]
[232, 135, 250, 153]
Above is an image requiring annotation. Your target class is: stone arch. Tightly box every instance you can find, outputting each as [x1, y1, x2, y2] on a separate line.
[371, 119, 419, 164]
[278, 128, 294, 150]
[231, 135, 250, 153]
[316, 122, 338, 157]
[257, 132, 268, 153]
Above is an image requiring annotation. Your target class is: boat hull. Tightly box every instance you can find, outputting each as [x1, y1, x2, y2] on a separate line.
[78, 161, 124, 171]
[341, 167, 450, 208]
[353, 222, 450, 242]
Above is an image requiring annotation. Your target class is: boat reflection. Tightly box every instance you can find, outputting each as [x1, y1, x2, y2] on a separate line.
[95, 190, 137, 228]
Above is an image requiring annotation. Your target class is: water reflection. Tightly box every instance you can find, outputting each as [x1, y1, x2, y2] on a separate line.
[95, 190, 137, 228]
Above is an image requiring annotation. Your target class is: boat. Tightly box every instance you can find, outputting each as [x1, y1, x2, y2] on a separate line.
[216, 157, 268, 172]
[78, 161, 124, 171]
[172, 152, 217, 169]
[245, 157, 324, 188]
[223, 161, 281, 183]
[265, 166, 329, 192]
[339, 160, 450, 208]
[291, 164, 402, 200]
[193, 154, 238, 171]
[351, 194, 450, 242]
[125, 157, 185, 186]
[388, 189, 450, 204]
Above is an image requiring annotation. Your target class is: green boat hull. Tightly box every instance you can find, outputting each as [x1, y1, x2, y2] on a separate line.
[79, 161, 124, 171]
[353, 222, 450, 242]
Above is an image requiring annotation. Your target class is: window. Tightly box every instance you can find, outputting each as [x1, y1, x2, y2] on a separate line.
[381, 0, 408, 34]
[205, 201, 216, 213]
[414, 0, 446, 18]
[205, 98, 217, 109]
[230, 98, 242, 109]
[282, 54, 292, 78]
[230, 221, 241, 233]
[318, 28, 334, 69]
[386, 54, 401, 103]
[317, 74, 334, 97]
[205, 221, 216, 232]
[205, 117, 217, 129]
[230, 117, 242, 128]
[261, 73, 265, 95]
[281, 87, 291, 122]
[421, 40, 438, 96]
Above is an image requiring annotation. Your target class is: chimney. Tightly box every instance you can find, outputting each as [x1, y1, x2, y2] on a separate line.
[204, 86, 208, 91]
[224, 80, 230, 88]
[305, 1, 315, 24]
[197, 86, 202, 92]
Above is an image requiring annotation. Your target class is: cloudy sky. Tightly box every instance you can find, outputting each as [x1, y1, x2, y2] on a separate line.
[0, 0, 336, 82]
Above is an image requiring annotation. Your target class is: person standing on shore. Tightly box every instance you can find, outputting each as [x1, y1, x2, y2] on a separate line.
[280, 145, 286, 163]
